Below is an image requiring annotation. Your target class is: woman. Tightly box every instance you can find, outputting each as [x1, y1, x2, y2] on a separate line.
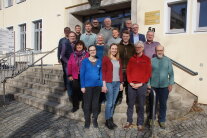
[102, 43, 123, 129]
[80, 45, 103, 128]
[95, 34, 108, 60]
[67, 40, 89, 113]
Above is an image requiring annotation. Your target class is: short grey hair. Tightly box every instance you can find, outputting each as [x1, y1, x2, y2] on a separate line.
[134, 41, 144, 48]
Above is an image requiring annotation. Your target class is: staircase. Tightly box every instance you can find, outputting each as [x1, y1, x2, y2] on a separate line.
[1, 65, 197, 125]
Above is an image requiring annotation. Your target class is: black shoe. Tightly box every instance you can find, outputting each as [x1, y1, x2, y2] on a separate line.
[105, 119, 114, 130]
[71, 107, 79, 113]
[93, 118, 98, 128]
[110, 117, 117, 128]
[84, 120, 90, 129]
[84, 123, 90, 129]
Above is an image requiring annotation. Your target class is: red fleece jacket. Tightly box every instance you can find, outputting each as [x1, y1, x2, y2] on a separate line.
[102, 56, 123, 83]
[127, 54, 152, 83]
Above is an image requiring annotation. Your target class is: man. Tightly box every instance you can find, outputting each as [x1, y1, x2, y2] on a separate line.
[121, 19, 132, 35]
[130, 24, 146, 44]
[80, 22, 97, 48]
[117, 30, 135, 104]
[57, 27, 70, 64]
[107, 28, 122, 48]
[99, 18, 113, 44]
[124, 41, 151, 131]
[144, 31, 160, 59]
[91, 18, 100, 34]
[148, 45, 174, 129]
[60, 31, 77, 98]
[75, 25, 81, 40]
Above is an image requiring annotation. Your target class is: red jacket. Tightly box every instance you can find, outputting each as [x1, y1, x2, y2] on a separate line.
[102, 56, 123, 83]
[127, 54, 151, 83]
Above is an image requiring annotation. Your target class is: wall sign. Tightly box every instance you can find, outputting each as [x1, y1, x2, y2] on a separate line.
[145, 10, 160, 25]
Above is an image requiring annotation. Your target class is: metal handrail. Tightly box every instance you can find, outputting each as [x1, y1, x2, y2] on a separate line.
[0, 48, 33, 63]
[1, 47, 57, 105]
[150, 88, 156, 137]
[168, 57, 198, 76]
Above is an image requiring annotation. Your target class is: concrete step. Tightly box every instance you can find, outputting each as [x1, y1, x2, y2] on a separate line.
[30, 67, 63, 75]
[14, 93, 71, 116]
[5, 81, 66, 96]
[25, 72, 64, 81]
[18, 75, 65, 87]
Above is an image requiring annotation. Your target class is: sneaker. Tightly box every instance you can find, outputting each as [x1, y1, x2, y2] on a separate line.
[159, 122, 166, 129]
[123, 122, 133, 129]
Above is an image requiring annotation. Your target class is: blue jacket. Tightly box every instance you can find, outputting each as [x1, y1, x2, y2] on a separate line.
[130, 33, 146, 44]
[57, 37, 67, 61]
[80, 58, 103, 88]
[60, 39, 74, 64]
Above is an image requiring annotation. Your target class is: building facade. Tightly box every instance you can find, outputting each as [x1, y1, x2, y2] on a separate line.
[0, 0, 207, 103]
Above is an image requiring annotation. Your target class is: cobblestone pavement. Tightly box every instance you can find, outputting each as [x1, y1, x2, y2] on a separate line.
[0, 100, 207, 138]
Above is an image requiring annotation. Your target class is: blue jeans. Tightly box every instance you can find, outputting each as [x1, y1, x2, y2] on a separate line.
[105, 81, 120, 120]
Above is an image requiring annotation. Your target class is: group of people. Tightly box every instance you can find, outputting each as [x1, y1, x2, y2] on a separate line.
[57, 18, 174, 131]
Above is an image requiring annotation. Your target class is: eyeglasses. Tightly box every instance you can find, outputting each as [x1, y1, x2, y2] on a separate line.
[93, 22, 99, 23]
[89, 49, 96, 52]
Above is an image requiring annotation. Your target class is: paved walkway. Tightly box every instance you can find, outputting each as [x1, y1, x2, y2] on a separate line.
[0, 99, 207, 138]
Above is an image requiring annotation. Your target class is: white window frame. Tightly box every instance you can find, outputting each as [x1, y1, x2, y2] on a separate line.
[16, 0, 26, 4]
[4, 0, 13, 8]
[7, 26, 13, 31]
[195, 0, 207, 32]
[19, 23, 26, 50]
[164, 0, 190, 34]
[33, 20, 42, 51]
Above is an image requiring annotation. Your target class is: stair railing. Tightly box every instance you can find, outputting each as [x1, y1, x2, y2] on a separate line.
[169, 57, 198, 76]
[1, 47, 58, 105]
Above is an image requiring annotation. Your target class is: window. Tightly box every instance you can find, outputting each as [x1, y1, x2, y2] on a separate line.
[16, 0, 26, 4]
[19, 24, 26, 50]
[4, 0, 13, 8]
[33, 20, 42, 51]
[196, 0, 207, 31]
[0, 0, 2, 10]
[7, 26, 13, 31]
[166, 1, 188, 33]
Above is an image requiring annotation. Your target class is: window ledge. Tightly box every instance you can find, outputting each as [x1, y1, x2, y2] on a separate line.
[165, 31, 186, 34]
[194, 28, 207, 32]
[5, 5, 13, 8]
[16, 0, 26, 4]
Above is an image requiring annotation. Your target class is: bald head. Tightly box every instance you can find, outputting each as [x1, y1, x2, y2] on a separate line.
[156, 45, 164, 58]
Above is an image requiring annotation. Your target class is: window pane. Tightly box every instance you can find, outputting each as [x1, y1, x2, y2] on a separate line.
[169, 2, 187, 30]
[199, 0, 207, 27]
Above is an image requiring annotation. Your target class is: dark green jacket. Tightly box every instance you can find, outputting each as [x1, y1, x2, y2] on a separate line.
[118, 41, 135, 70]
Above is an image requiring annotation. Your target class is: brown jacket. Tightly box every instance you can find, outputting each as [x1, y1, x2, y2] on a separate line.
[118, 41, 135, 70]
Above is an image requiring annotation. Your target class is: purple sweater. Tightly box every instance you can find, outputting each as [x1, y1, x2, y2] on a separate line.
[67, 52, 89, 79]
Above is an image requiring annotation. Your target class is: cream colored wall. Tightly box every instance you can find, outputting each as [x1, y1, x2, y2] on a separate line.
[136, 0, 207, 104]
[0, 0, 88, 64]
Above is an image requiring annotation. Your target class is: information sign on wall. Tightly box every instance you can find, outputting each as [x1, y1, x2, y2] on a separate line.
[145, 10, 160, 25]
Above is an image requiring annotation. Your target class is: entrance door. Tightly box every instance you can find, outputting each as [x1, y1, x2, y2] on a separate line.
[83, 8, 131, 31]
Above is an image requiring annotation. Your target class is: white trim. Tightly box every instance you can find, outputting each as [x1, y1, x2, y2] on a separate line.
[164, 0, 189, 34]
[194, 0, 207, 32]
[4, 0, 13, 8]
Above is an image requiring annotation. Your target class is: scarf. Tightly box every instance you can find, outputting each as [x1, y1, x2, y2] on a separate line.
[74, 50, 87, 68]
